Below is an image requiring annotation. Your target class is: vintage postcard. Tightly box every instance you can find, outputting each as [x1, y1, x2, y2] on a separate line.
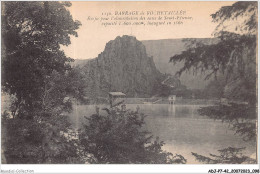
[1, 1, 259, 173]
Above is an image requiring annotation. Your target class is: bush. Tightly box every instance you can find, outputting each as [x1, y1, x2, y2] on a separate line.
[2, 112, 83, 164]
[79, 106, 186, 164]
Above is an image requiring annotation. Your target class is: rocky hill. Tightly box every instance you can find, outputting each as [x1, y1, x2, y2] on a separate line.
[78, 35, 163, 99]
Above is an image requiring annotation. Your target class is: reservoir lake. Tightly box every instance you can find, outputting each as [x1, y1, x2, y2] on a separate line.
[70, 104, 256, 164]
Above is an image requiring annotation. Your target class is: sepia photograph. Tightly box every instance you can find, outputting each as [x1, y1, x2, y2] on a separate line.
[0, 0, 259, 172]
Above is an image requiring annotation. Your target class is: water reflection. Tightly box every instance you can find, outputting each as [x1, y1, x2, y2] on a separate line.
[168, 104, 176, 117]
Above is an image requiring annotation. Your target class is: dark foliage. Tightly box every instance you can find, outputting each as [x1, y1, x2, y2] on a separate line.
[1, 2, 84, 164]
[2, 112, 84, 164]
[211, 1, 257, 35]
[169, 2, 257, 105]
[192, 147, 255, 164]
[169, 1, 257, 164]
[79, 107, 186, 164]
[2, 1, 81, 118]
[170, 33, 256, 82]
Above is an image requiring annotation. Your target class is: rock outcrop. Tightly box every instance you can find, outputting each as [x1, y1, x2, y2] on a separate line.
[79, 35, 163, 99]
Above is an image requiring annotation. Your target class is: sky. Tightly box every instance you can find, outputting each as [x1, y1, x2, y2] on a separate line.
[61, 1, 235, 60]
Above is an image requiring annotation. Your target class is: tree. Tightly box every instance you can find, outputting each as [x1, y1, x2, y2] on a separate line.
[2, 1, 81, 118]
[192, 147, 256, 164]
[170, 1, 257, 118]
[170, 2, 257, 105]
[1, 2, 84, 164]
[79, 106, 186, 164]
[169, 2, 257, 164]
[2, 112, 83, 164]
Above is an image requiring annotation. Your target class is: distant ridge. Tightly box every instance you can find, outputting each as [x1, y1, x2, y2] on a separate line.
[142, 38, 218, 89]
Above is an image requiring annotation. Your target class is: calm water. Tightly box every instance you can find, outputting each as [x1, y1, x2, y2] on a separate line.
[71, 104, 256, 164]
